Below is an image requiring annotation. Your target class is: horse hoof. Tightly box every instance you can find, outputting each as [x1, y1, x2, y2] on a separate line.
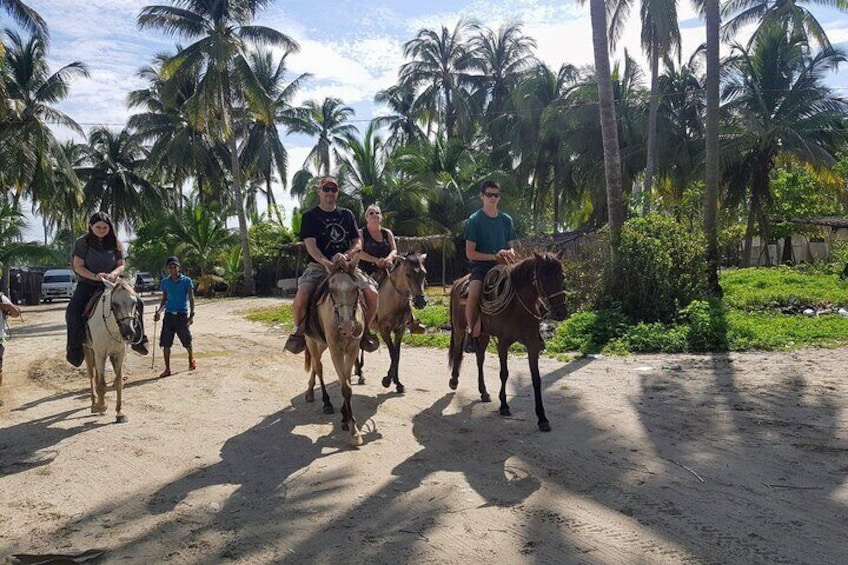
[481, 392, 491, 403]
[342, 422, 350, 431]
[396, 383, 405, 394]
[499, 407, 511, 416]
[323, 405, 335, 415]
[381, 376, 392, 388]
[357, 377, 366, 385]
[538, 421, 552, 432]
[305, 391, 315, 403]
[350, 434, 363, 447]
[448, 378, 458, 390]
[116, 414, 128, 424]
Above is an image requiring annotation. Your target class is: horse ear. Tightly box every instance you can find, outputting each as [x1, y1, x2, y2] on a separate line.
[419, 253, 427, 262]
[350, 254, 361, 270]
[533, 251, 542, 261]
[103, 278, 116, 290]
[556, 248, 565, 261]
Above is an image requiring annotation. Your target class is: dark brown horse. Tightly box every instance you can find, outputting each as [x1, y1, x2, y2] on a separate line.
[448, 252, 567, 431]
[354, 253, 428, 392]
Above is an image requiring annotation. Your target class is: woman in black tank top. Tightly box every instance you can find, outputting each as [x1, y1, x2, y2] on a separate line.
[357, 204, 427, 334]
[358, 204, 397, 276]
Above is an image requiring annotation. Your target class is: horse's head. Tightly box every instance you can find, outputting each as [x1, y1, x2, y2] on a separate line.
[327, 263, 363, 339]
[392, 252, 428, 309]
[533, 251, 568, 321]
[104, 278, 144, 343]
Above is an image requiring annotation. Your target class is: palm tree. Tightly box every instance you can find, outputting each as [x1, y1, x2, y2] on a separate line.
[337, 122, 388, 207]
[372, 83, 425, 151]
[241, 47, 309, 222]
[399, 19, 477, 140]
[0, 30, 87, 217]
[609, 0, 681, 212]
[722, 24, 848, 266]
[78, 127, 158, 231]
[128, 51, 226, 212]
[290, 97, 357, 177]
[468, 21, 537, 169]
[0, 0, 46, 40]
[137, 0, 299, 295]
[165, 198, 237, 275]
[704, 0, 722, 293]
[581, 0, 625, 279]
[722, 0, 847, 49]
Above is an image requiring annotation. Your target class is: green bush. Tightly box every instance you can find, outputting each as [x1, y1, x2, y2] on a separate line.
[548, 309, 630, 353]
[682, 299, 728, 352]
[616, 214, 709, 323]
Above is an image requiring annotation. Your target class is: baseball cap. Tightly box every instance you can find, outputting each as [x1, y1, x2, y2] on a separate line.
[166, 256, 180, 266]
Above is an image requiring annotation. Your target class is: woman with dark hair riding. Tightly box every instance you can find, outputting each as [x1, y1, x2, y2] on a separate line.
[65, 212, 149, 367]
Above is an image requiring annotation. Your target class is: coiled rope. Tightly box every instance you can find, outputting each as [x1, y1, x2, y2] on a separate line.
[480, 265, 515, 317]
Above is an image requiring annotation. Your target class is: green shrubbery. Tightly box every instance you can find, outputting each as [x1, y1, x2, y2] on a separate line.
[614, 214, 709, 323]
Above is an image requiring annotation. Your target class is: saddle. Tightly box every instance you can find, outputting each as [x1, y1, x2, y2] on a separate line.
[82, 289, 105, 319]
[455, 265, 511, 311]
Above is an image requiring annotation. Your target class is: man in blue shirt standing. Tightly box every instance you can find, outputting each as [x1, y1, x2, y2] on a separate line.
[463, 180, 516, 353]
[153, 256, 196, 378]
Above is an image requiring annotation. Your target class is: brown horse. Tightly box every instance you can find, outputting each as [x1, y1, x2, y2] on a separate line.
[448, 252, 567, 431]
[364, 253, 428, 393]
[304, 262, 365, 446]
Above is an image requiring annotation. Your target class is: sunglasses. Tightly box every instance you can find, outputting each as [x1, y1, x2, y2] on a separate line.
[321, 184, 339, 193]
[483, 192, 501, 199]
[367, 211, 381, 216]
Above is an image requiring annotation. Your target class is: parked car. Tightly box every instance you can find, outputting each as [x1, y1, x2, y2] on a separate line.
[134, 272, 157, 294]
[41, 268, 76, 302]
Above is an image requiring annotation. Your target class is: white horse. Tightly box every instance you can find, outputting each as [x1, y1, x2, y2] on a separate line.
[85, 278, 144, 423]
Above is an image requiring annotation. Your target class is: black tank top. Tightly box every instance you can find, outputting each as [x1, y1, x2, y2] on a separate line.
[361, 227, 391, 275]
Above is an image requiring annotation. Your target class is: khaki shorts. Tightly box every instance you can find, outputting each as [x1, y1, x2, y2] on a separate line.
[298, 263, 377, 292]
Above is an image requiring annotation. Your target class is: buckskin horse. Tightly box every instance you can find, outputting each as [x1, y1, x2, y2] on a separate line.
[85, 278, 145, 423]
[448, 252, 567, 431]
[358, 252, 428, 393]
[304, 261, 366, 446]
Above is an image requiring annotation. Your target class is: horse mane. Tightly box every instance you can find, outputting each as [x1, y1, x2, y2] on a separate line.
[509, 253, 558, 284]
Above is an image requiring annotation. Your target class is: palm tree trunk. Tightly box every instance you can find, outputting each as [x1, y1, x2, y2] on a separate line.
[643, 47, 660, 215]
[590, 0, 625, 279]
[229, 134, 255, 295]
[704, 0, 722, 294]
[743, 195, 757, 267]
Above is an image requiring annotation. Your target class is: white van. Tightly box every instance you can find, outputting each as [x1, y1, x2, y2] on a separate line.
[41, 268, 76, 302]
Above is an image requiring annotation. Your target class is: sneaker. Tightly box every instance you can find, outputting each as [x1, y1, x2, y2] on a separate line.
[285, 333, 306, 354]
[67, 348, 85, 367]
[462, 333, 477, 354]
[407, 318, 426, 334]
[361, 332, 380, 353]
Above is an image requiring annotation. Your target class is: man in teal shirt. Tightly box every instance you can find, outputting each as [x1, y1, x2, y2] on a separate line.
[153, 256, 196, 377]
[463, 180, 516, 353]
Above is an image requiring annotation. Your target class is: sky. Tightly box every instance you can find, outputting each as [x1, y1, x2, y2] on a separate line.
[7, 0, 848, 240]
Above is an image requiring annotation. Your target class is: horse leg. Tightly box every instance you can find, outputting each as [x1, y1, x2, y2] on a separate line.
[315, 344, 333, 414]
[448, 323, 464, 391]
[392, 327, 404, 394]
[354, 348, 366, 385]
[93, 352, 108, 414]
[85, 348, 100, 414]
[380, 326, 394, 389]
[527, 342, 550, 431]
[497, 340, 512, 416]
[113, 351, 127, 423]
[306, 367, 316, 403]
[476, 335, 491, 403]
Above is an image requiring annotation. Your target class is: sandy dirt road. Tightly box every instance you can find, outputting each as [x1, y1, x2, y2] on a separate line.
[1, 296, 847, 564]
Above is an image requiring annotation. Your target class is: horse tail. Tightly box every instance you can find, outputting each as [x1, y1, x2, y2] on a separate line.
[304, 347, 312, 373]
[448, 284, 463, 373]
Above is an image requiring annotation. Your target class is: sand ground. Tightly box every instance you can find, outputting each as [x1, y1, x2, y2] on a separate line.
[1, 296, 847, 564]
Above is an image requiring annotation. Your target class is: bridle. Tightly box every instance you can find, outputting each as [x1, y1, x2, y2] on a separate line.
[329, 270, 363, 339]
[100, 283, 142, 344]
[514, 262, 567, 321]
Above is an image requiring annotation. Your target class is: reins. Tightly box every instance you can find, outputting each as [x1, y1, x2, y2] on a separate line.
[99, 283, 142, 344]
[329, 270, 363, 339]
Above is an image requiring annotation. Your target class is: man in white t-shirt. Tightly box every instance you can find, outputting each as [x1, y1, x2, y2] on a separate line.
[0, 291, 22, 387]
